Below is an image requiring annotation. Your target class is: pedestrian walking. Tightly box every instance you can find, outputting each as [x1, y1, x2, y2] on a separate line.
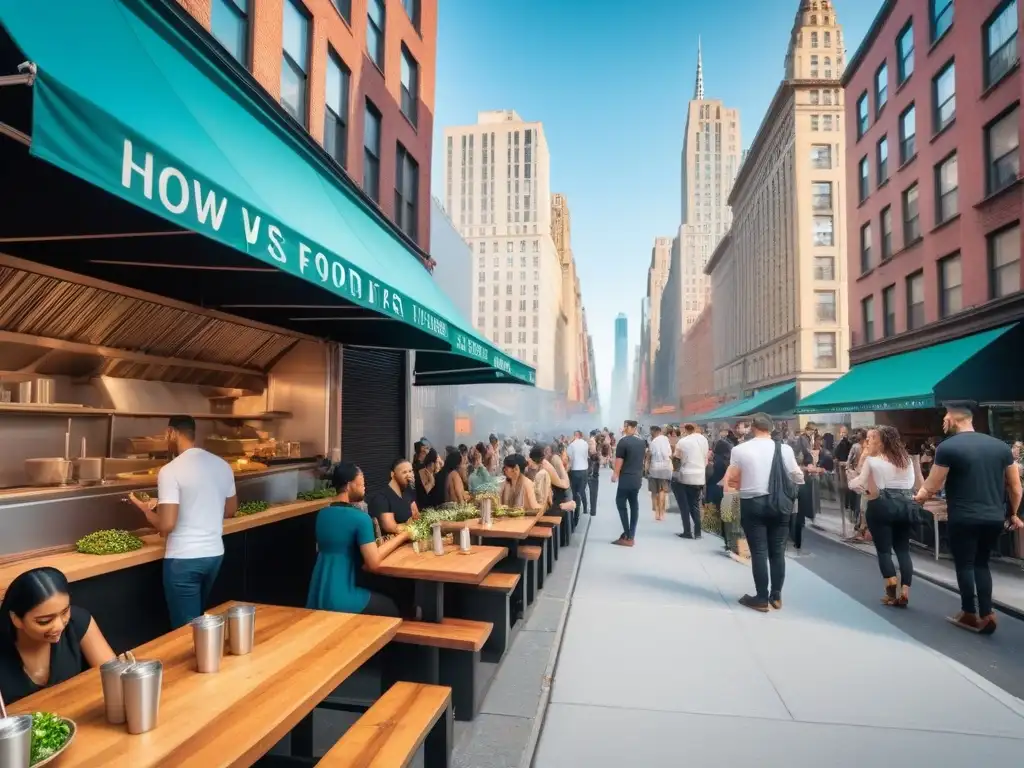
[722, 413, 804, 612]
[587, 430, 602, 515]
[567, 430, 590, 517]
[646, 425, 673, 521]
[915, 404, 1023, 635]
[671, 423, 709, 539]
[850, 427, 918, 607]
[611, 420, 645, 547]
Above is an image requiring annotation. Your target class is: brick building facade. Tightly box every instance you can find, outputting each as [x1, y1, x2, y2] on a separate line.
[179, 0, 436, 253]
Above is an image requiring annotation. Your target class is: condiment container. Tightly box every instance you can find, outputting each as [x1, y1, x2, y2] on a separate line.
[225, 604, 256, 656]
[0, 715, 32, 768]
[122, 661, 163, 735]
[459, 526, 471, 552]
[431, 523, 444, 556]
[24, 458, 72, 486]
[100, 658, 135, 724]
[191, 615, 225, 673]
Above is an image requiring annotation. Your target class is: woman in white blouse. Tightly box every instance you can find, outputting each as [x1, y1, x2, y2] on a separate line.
[850, 426, 917, 607]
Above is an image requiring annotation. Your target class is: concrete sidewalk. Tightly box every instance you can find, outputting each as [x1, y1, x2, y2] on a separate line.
[532, 481, 1024, 766]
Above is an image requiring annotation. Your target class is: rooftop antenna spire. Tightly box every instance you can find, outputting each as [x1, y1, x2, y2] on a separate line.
[694, 36, 705, 100]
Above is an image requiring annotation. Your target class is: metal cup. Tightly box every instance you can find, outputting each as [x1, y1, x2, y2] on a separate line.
[459, 526, 471, 552]
[191, 614, 226, 673]
[480, 497, 493, 527]
[0, 715, 32, 768]
[122, 661, 163, 735]
[100, 658, 135, 724]
[431, 522, 444, 556]
[225, 604, 256, 656]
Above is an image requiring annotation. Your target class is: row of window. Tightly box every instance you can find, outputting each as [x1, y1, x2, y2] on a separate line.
[485, 335, 538, 365]
[478, 299, 541, 315]
[855, 1, 1017, 142]
[859, 107, 1020, 272]
[861, 223, 1020, 344]
[210, 0, 421, 238]
[480, 256, 541, 269]
[477, 284, 541, 297]
[477, 271, 541, 283]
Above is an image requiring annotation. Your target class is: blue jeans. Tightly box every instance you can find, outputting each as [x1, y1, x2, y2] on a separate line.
[163, 556, 223, 629]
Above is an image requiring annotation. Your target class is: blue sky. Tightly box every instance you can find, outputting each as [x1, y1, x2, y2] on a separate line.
[431, 0, 881, 408]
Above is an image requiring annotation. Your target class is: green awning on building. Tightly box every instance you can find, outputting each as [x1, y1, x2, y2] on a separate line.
[0, 0, 534, 386]
[795, 324, 1020, 414]
[707, 382, 797, 420]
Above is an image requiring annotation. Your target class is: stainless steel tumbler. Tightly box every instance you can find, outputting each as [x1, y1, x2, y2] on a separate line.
[0, 715, 32, 768]
[100, 658, 135, 724]
[225, 604, 256, 656]
[191, 614, 226, 673]
[122, 661, 163, 735]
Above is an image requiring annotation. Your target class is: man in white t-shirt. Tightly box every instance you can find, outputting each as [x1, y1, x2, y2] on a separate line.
[722, 413, 804, 613]
[646, 426, 673, 521]
[130, 416, 237, 628]
[566, 430, 590, 517]
[671, 424, 710, 539]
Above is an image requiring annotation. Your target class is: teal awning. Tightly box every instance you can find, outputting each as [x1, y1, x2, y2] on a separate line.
[0, 0, 534, 386]
[699, 382, 798, 422]
[795, 324, 1021, 413]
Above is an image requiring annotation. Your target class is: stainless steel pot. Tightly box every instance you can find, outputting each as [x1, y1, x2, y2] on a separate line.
[24, 458, 72, 486]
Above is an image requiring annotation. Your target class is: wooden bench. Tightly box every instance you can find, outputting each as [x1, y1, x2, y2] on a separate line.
[519, 544, 543, 601]
[527, 526, 555, 576]
[386, 618, 492, 722]
[535, 516, 562, 562]
[448, 571, 521, 663]
[318, 682, 452, 768]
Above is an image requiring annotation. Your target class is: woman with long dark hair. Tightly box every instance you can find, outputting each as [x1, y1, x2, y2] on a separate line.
[439, 449, 471, 503]
[415, 448, 442, 510]
[850, 426, 917, 607]
[0, 567, 117, 703]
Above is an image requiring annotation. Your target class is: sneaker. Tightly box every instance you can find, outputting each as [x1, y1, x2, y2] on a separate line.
[677, 532, 694, 539]
[623, 538, 635, 547]
[612, 535, 627, 546]
[769, 594, 783, 610]
[738, 594, 770, 613]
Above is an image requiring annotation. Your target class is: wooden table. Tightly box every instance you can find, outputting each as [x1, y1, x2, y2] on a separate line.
[10, 603, 399, 767]
[376, 543, 507, 622]
[441, 516, 538, 539]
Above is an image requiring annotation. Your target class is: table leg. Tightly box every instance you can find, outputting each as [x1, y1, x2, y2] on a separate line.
[934, 518, 939, 561]
[290, 711, 314, 758]
[416, 580, 445, 623]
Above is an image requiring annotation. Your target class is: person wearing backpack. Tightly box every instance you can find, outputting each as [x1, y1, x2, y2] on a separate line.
[722, 413, 804, 612]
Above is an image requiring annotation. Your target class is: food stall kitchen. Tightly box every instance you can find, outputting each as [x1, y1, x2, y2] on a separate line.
[0, 0, 535, 651]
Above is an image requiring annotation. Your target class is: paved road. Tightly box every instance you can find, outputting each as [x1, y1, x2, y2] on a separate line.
[800, 527, 1024, 700]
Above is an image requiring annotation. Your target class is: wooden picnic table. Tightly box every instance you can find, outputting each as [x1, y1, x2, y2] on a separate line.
[9, 602, 399, 767]
[375, 542, 508, 622]
[440, 516, 539, 540]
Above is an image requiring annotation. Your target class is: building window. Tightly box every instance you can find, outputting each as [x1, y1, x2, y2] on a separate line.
[815, 291, 837, 322]
[280, 0, 309, 125]
[876, 136, 889, 183]
[906, 271, 925, 329]
[324, 51, 349, 168]
[811, 114, 819, 131]
[935, 153, 958, 223]
[211, 0, 249, 66]
[985, 0, 1018, 87]
[875, 61, 888, 114]
[939, 253, 963, 317]
[811, 54, 819, 78]
[858, 157, 870, 202]
[813, 215, 834, 246]
[814, 256, 835, 280]
[811, 144, 832, 169]
[899, 104, 916, 164]
[363, 100, 382, 202]
[860, 222, 873, 273]
[814, 333, 837, 368]
[402, 0, 420, 32]
[810, 89, 820, 105]
[985, 106, 1020, 195]
[933, 61, 956, 132]
[882, 284, 897, 337]
[823, 115, 833, 131]
[366, 0, 385, 70]
[881, 205, 893, 259]
[897, 21, 914, 83]
[902, 183, 920, 244]
[862, 296, 876, 343]
[811, 31, 819, 48]
[812, 181, 833, 210]
[856, 92, 869, 138]
[990, 222, 1021, 298]
[931, 0, 953, 41]
[400, 45, 419, 127]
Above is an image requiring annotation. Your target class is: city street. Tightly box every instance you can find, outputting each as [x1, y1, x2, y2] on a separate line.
[532, 477, 1024, 767]
[799, 528, 1024, 701]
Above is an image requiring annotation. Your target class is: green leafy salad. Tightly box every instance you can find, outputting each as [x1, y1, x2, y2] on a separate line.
[30, 711, 71, 764]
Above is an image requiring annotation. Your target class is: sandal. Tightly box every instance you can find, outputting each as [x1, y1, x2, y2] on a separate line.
[881, 582, 899, 606]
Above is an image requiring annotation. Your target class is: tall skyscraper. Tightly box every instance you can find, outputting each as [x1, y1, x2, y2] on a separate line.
[614, 313, 628, 372]
[610, 313, 630, 425]
[443, 110, 561, 391]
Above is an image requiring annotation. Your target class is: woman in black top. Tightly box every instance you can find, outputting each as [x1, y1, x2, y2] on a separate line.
[415, 449, 443, 510]
[0, 567, 117, 704]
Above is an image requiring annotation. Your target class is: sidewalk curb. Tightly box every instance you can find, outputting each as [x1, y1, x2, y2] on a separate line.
[806, 526, 1024, 622]
[519, 513, 593, 768]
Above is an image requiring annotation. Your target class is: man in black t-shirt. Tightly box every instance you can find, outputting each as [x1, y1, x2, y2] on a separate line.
[612, 420, 646, 546]
[367, 458, 419, 535]
[916, 404, 1023, 634]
